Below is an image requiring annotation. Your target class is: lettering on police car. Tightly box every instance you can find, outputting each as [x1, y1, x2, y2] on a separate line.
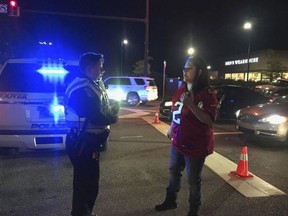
[31, 123, 67, 129]
[0, 92, 27, 99]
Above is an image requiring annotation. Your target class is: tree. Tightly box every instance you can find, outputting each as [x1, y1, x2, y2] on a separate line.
[266, 49, 286, 82]
[130, 56, 153, 76]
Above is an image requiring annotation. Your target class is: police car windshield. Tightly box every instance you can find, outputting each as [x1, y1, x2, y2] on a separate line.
[0, 63, 79, 93]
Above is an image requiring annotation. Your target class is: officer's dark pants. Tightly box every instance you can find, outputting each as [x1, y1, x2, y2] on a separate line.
[71, 157, 100, 216]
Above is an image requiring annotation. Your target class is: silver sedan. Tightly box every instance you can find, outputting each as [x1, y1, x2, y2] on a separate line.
[235, 96, 288, 142]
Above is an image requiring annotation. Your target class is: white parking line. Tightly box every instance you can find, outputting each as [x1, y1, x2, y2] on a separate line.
[214, 132, 242, 135]
[119, 108, 150, 119]
[120, 135, 144, 139]
[142, 116, 287, 198]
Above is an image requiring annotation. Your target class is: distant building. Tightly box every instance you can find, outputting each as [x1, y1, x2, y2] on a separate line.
[218, 49, 288, 82]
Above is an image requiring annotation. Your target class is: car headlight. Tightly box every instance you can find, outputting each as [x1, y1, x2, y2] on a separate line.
[258, 115, 287, 124]
[235, 110, 240, 118]
[164, 101, 172, 107]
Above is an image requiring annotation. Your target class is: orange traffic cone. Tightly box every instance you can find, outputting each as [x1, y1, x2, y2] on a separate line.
[230, 146, 253, 178]
[153, 110, 160, 124]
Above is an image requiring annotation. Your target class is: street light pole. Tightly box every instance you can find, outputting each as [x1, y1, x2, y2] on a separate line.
[162, 60, 167, 99]
[247, 35, 251, 81]
[120, 39, 128, 75]
[144, 0, 149, 76]
[243, 22, 252, 81]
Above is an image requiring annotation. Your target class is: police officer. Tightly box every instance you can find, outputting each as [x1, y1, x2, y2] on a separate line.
[64, 52, 119, 216]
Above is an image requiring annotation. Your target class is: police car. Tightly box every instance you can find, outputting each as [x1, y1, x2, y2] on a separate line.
[0, 58, 79, 152]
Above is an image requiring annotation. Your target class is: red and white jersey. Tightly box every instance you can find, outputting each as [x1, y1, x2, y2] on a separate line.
[171, 84, 218, 158]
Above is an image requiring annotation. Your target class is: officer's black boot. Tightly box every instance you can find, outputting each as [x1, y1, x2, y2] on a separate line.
[155, 192, 177, 211]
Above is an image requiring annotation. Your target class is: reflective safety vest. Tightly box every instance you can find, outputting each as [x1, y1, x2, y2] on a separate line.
[64, 77, 110, 134]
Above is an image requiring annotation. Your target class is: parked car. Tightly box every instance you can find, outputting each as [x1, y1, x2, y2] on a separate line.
[254, 79, 288, 102]
[103, 76, 158, 106]
[255, 79, 288, 91]
[0, 58, 79, 151]
[255, 79, 288, 97]
[159, 85, 269, 121]
[0, 58, 109, 153]
[267, 88, 288, 102]
[214, 85, 270, 120]
[159, 96, 173, 121]
[236, 95, 288, 142]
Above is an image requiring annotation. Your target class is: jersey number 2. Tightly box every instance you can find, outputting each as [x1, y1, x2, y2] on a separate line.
[172, 101, 183, 125]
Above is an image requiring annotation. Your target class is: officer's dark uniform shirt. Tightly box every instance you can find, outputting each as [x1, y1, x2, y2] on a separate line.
[64, 74, 117, 134]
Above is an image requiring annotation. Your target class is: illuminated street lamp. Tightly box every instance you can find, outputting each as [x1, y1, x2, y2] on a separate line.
[123, 39, 128, 45]
[187, 47, 195, 56]
[120, 39, 128, 75]
[162, 60, 167, 99]
[243, 22, 252, 81]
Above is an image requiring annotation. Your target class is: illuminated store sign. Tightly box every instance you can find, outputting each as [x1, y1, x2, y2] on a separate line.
[225, 57, 259, 66]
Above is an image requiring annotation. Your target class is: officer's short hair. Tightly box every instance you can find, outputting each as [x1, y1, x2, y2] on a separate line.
[79, 52, 104, 72]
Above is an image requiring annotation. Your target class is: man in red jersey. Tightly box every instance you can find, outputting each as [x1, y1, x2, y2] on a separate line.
[155, 56, 218, 216]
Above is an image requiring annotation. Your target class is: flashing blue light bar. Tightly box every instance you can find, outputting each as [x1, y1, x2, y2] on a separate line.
[39, 41, 53, 46]
[37, 68, 68, 75]
[37, 63, 69, 84]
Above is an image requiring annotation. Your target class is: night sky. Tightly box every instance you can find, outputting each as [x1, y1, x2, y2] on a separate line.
[2, 0, 288, 77]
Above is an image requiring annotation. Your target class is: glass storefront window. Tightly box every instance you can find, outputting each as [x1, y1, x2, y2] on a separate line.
[231, 73, 244, 80]
[224, 71, 287, 82]
[225, 73, 232, 79]
[282, 72, 288, 79]
[272, 72, 282, 82]
[261, 72, 270, 82]
[248, 72, 261, 81]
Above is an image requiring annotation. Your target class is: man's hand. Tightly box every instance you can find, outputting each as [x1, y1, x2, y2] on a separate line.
[167, 125, 173, 140]
[180, 91, 194, 107]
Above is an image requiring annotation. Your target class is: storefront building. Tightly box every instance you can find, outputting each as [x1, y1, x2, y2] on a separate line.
[219, 49, 288, 82]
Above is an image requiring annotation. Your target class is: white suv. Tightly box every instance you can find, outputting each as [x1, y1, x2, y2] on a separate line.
[103, 76, 158, 106]
[0, 58, 79, 152]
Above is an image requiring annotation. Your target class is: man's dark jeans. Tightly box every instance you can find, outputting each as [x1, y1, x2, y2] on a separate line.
[167, 146, 205, 208]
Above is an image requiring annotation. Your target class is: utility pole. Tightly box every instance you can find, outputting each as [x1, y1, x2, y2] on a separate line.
[144, 0, 149, 76]
[23, 2, 150, 76]
[162, 60, 167, 99]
